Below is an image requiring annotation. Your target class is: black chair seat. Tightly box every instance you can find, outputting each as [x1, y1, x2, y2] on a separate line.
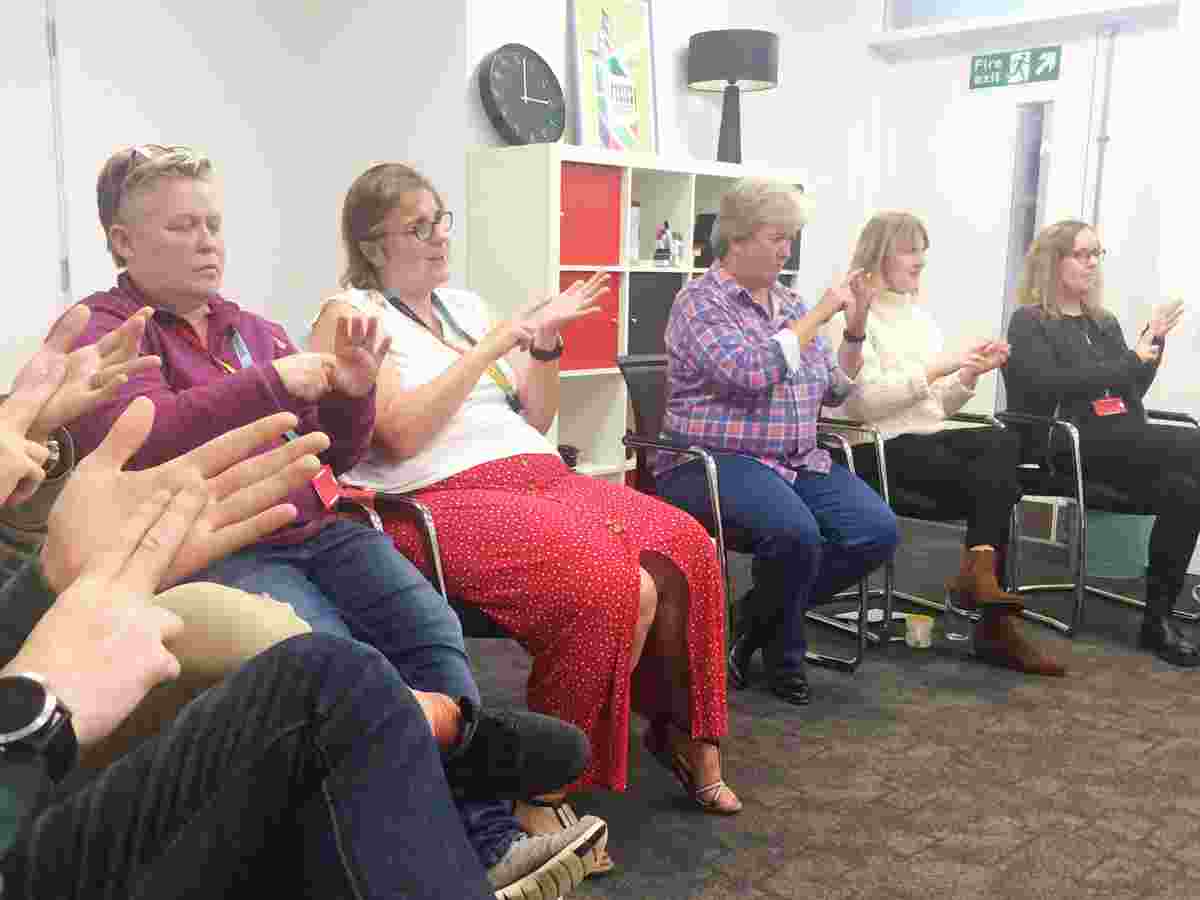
[449, 598, 514, 640]
[889, 486, 951, 520]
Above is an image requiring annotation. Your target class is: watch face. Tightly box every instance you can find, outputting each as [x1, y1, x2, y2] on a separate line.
[0, 677, 49, 739]
[479, 44, 566, 145]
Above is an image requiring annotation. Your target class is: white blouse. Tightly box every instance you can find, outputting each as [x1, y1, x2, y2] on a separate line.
[314, 286, 558, 494]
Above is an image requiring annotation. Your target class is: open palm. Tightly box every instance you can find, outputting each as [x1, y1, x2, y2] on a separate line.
[522, 272, 610, 334]
[330, 314, 392, 398]
[41, 399, 329, 593]
[29, 305, 161, 441]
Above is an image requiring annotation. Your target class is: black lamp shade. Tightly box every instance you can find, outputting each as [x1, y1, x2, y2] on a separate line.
[687, 29, 779, 92]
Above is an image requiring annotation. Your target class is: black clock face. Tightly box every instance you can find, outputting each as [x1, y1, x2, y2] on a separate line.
[478, 44, 566, 145]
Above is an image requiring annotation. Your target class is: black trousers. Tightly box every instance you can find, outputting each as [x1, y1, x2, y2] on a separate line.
[1068, 419, 1200, 586]
[851, 426, 1023, 550]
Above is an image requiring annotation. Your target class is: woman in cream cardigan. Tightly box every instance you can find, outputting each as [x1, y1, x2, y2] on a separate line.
[831, 211, 1065, 676]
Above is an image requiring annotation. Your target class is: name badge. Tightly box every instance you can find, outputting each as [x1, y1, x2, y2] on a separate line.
[1092, 396, 1127, 417]
[311, 464, 340, 510]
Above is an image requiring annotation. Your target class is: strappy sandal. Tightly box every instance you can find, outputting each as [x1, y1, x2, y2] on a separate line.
[643, 720, 742, 815]
[515, 797, 615, 876]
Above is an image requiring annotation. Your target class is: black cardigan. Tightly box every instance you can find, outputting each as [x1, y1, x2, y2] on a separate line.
[1003, 306, 1159, 456]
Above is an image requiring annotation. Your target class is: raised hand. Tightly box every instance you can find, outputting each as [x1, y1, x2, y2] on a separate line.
[521, 272, 610, 337]
[272, 353, 337, 403]
[844, 269, 879, 335]
[6, 484, 201, 747]
[330, 314, 392, 398]
[0, 346, 68, 506]
[478, 318, 538, 362]
[29, 305, 161, 442]
[818, 269, 868, 324]
[41, 398, 329, 593]
[1148, 298, 1184, 339]
[962, 340, 1010, 375]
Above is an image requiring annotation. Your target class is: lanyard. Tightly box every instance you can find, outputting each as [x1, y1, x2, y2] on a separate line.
[226, 327, 300, 440]
[385, 292, 522, 413]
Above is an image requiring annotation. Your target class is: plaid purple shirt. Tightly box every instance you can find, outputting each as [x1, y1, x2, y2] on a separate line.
[656, 265, 854, 483]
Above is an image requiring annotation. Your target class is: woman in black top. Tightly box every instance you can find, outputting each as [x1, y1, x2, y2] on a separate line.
[1004, 219, 1197, 666]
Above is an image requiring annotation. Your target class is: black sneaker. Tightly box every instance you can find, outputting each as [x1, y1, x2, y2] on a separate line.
[445, 699, 591, 799]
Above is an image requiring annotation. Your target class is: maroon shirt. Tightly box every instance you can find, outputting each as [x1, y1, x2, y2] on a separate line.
[69, 273, 376, 540]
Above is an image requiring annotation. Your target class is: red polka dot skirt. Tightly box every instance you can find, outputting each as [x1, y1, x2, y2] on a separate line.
[382, 453, 728, 792]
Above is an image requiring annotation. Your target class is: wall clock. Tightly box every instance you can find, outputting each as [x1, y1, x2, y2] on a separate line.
[478, 43, 566, 145]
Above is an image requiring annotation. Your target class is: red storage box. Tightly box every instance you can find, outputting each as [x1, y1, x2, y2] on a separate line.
[560, 163, 622, 266]
[559, 271, 620, 371]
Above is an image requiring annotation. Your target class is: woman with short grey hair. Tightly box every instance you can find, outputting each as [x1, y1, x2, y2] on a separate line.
[656, 178, 899, 706]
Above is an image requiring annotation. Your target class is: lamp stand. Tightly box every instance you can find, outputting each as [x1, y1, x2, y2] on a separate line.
[716, 81, 741, 164]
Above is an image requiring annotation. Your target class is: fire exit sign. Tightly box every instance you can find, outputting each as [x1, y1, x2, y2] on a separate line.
[970, 46, 1061, 89]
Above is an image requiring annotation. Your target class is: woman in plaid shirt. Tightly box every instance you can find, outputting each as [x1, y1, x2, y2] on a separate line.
[656, 179, 899, 705]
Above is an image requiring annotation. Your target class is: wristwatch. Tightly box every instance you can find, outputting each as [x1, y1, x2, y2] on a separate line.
[529, 334, 565, 362]
[0, 673, 78, 783]
[843, 329, 867, 344]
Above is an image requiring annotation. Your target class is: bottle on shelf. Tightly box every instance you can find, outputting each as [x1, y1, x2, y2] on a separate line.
[627, 200, 641, 264]
[654, 220, 672, 267]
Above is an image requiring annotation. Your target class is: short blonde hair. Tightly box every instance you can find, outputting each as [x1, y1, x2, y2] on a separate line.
[97, 144, 213, 268]
[340, 163, 444, 291]
[850, 211, 929, 287]
[1017, 219, 1105, 319]
[715, 178, 807, 258]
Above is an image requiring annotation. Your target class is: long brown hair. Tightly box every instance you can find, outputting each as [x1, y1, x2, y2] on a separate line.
[340, 163, 444, 291]
[1016, 220, 1106, 318]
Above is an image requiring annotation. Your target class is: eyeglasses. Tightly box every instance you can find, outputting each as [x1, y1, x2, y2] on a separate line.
[383, 210, 454, 243]
[1070, 247, 1107, 263]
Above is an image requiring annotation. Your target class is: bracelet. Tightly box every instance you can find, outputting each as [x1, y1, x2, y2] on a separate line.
[843, 330, 867, 344]
[529, 335, 565, 362]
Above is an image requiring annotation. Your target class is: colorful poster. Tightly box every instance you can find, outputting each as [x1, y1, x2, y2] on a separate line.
[570, 0, 657, 153]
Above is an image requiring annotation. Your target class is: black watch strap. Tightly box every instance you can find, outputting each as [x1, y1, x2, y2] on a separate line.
[0, 675, 78, 784]
[529, 335, 565, 362]
[843, 329, 867, 344]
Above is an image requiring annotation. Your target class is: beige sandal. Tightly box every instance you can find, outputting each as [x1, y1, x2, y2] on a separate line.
[514, 798, 615, 876]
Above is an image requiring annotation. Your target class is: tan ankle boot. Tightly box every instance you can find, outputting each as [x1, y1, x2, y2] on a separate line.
[974, 608, 1067, 676]
[946, 547, 1024, 612]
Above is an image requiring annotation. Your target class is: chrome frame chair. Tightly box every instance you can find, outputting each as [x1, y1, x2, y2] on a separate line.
[996, 408, 1200, 637]
[818, 413, 1006, 643]
[337, 486, 514, 640]
[616, 353, 868, 673]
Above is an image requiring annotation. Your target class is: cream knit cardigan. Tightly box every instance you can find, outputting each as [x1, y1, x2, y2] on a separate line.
[828, 291, 975, 441]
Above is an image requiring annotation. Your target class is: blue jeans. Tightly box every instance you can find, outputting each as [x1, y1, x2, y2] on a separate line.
[189, 519, 518, 866]
[657, 456, 898, 673]
[4, 635, 496, 899]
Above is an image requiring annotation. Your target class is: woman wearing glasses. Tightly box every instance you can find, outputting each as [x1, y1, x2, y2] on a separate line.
[1005, 219, 1198, 666]
[66, 145, 606, 898]
[310, 163, 741, 869]
[830, 211, 1066, 676]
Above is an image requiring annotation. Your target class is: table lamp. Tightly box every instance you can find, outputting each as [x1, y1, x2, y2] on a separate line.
[687, 29, 780, 164]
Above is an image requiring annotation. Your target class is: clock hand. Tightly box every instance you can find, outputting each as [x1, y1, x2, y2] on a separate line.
[521, 56, 529, 103]
[526, 95, 551, 105]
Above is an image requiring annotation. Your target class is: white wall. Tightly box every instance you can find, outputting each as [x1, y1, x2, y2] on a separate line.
[3, 0, 1185, 390]
[2, 1, 65, 384]
[464, 0, 732, 160]
[52, 0, 467, 339]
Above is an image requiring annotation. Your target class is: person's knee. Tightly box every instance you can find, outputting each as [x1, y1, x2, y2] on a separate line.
[860, 505, 900, 562]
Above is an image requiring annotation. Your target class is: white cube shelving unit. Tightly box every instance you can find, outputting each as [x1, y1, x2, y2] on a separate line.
[466, 143, 808, 482]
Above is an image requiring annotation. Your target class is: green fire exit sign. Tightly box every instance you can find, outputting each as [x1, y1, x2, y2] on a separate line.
[970, 46, 1061, 89]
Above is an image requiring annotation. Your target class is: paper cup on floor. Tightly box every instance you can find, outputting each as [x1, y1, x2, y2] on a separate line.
[904, 614, 934, 649]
